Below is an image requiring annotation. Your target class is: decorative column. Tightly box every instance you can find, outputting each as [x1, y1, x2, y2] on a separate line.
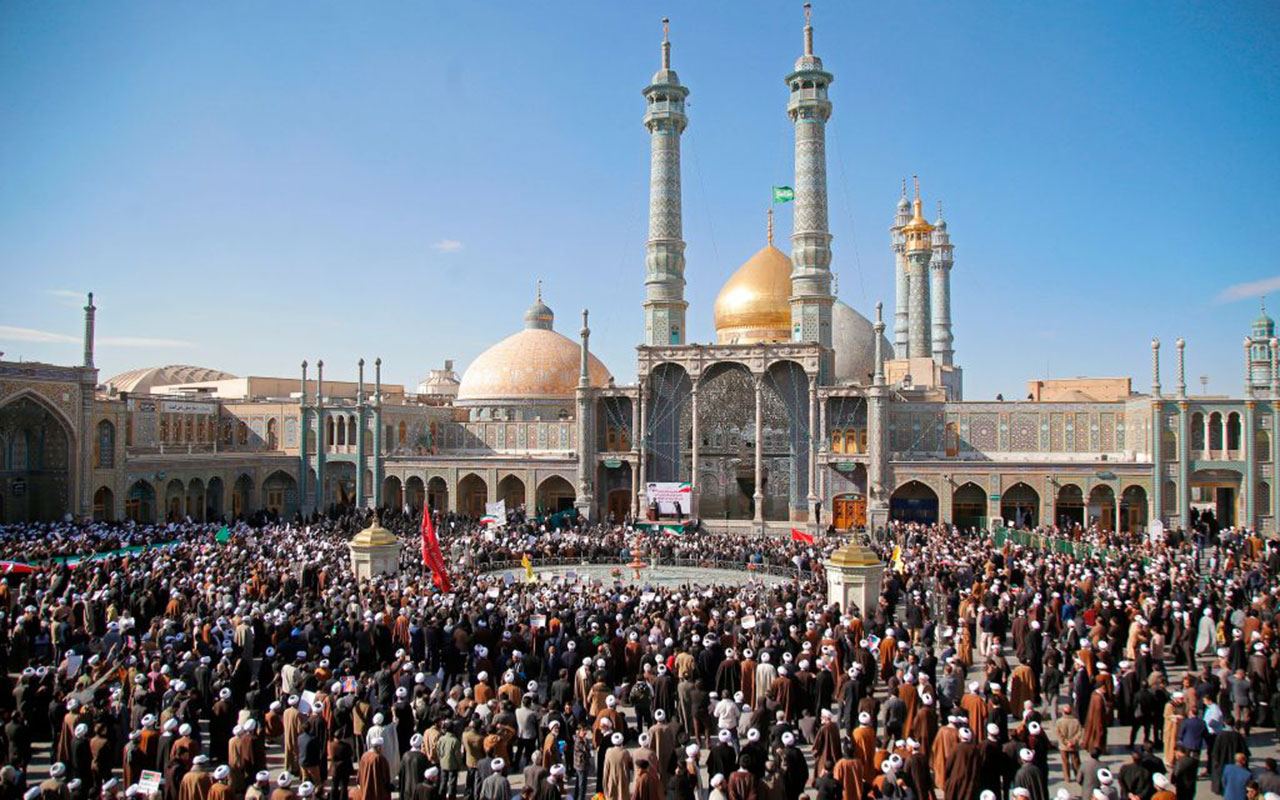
[575, 310, 595, 520]
[315, 360, 326, 515]
[787, 4, 836, 374]
[356, 359, 367, 508]
[866, 303, 890, 532]
[642, 18, 689, 346]
[690, 384, 700, 517]
[77, 293, 97, 521]
[1246, 338, 1256, 399]
[903, 178, 934, 359]
[1245, 399, 1256, 530]
[373, 359, 384, 510]
[753, 375, 764, 525]
[1150, 340, 1161, 525]
[930, 202, 955, 366]
[299, 361, 309, 510]
[637, 376, 647, 517]
[891, 183, 910, 356]
[807, 375, 818, 523]
[631, 390, 641, 518]
[1176, 338, 1190, 531]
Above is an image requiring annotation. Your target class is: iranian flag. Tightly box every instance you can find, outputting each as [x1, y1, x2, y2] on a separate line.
[790, 528, 815, 544]
[420, 501, 451, 593]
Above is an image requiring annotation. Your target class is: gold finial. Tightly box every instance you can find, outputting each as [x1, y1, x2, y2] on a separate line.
[767, 208, 774, 245]
[536, 279, 542, 303]
[912, 175, 924, 220]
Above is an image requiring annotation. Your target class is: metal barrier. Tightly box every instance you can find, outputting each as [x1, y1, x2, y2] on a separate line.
[475, 554, 805, 579]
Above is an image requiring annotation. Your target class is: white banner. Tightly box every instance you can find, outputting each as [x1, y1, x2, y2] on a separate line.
[646, 482, 692, 515]
[483, 500, 507, 523]
[160, 400, 216, 415]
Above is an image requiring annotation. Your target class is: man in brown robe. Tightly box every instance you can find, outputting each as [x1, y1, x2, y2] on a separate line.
[1009, 664, 1037, 712]
[852, 713, 877, 768]
[632, 759, 663, 800]
[602, 733, 633, 800]
[228, 728, 257, 796]
[727, 767, 761, 800]
[739, 651, 757, 705]
[207, 766, 232, 800]
[178, 756, 214, 800]
[911, 694, 939, 764]
[769, 670, 795, 722]
[959, 683, 988, 737]
[811, 710, 842, 779]
[647, 712, 677, 784]
[930, 718, 960, 778]
[357, 739, 392, 800]
[282, 698, 305, 776]
[832, 744, 865, 800]
[943, 729, 982, 800]
[1081, 687, 1111, 754]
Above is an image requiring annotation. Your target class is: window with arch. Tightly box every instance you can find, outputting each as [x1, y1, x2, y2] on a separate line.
[1190, 412, 1205, 450]
[326, 417, 335, 446]
[1257, 430, 1271, 461]
[347, 417, 356, 445]
[1259, 482, 1272, 518]
[125, 416, 133, 447]
[237, 421, 249, 446]
[336, 417, 346, 446]
[1208, 412, 1224, 450]
[185, 416, 194, 443]
[95, 420, 115, 468]
[267, 418, 278, 450]
[1226, 413, 1241, 451]
[196, 416, 205, 443]
[398, 421, 407, 445]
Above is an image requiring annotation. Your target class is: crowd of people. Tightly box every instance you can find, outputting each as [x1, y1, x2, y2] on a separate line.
[0, 507, 1278, 800]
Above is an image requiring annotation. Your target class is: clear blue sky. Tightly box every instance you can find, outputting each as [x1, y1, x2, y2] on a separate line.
[2, 1, 1278, 399]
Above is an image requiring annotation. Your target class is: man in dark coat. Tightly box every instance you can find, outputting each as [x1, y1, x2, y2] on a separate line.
[944, 729, 982, 800]
[1208, 725, 1249, 794]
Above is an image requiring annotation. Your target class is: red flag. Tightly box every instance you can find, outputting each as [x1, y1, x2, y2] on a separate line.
[790, 528, 815, 544]
[420, 500, 451, 593]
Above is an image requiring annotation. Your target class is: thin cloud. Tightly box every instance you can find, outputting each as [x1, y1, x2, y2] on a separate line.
[1215, 275, 1280, 304]
[432, 239, 464, 252]
[0, 325, 78, 344]
[99, 336, 194, 348]
[46, 289, 87, 308]
[0, 326, 193, 348]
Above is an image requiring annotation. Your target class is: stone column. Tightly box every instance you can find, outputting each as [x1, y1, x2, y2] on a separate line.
[753, 375, 764, 525]
[1178, 400, 1191, 531]
[1151, 399, 1162, 528]
[299, 361, 309, 510]
[807, 376, 818, 521]
[637, 376, 648, 517]
[631, 391, 641, 519]
[1245, 400, 1256, 530]
[356, 359, 367, 508]
[373, 358, 384, 510]
[315, 360, 326, 515]
[690, 384, 700, 517]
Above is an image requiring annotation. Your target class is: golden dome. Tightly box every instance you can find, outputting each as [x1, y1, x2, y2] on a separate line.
[351, 516, 399, 548]
[714, 243, 793, 344]
[457, 332, 611, 405]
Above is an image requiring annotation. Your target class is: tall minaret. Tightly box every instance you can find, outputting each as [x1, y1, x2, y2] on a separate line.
[902, 177, 934, 359]
[787, 3, 835, 366]
[891, 182, 910, 357]
[930, 200, 954, 365]
[642, 18, 689, 347]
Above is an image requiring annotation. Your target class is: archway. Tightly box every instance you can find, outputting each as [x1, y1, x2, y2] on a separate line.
[951, 482, 986, 531]
[232, 474, 254, 519]
[93, 486, 114, 522]
[94, 419, 116, 468]
[383, 476, 403, 511]
[0, 394, 73, 523]
[1055, 484, 1084, 528]
[165, 479, 185, 521]
[458, 473, 487, 517]
[125, 480, 155, 523]
[207, 477, 224, 521]
[536, 475, 576, 514]
[186, 478, 205, 522]
[263, 471, 297, 518]
[404, 476, 425, 513]
[1120, 485, 1148, 533]
[1001, 483, 1040, 529]
[890, 481, 938, 525]
[427, 476, 448, 512]
[1190, 468, 1242, 531]
[647, 362, 693, 484]
[496, 474, 526, 511]
[1088, 485, 1116, 531]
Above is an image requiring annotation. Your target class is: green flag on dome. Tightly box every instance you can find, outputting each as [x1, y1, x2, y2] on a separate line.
[772, 186, 794, 203]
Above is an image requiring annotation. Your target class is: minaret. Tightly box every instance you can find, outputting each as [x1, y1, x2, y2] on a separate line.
[891, 182, 910, 357]
[575, 309, 596, 520]
[642, 18, 689, 347]
[930, 200, 954, 365]
[787, 3, 835, 366]
[83, 292, 96, 368]
[902, 177, 934, 359]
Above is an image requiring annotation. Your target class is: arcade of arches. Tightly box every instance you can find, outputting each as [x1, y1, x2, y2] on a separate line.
[884, 477, 1150, 533]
